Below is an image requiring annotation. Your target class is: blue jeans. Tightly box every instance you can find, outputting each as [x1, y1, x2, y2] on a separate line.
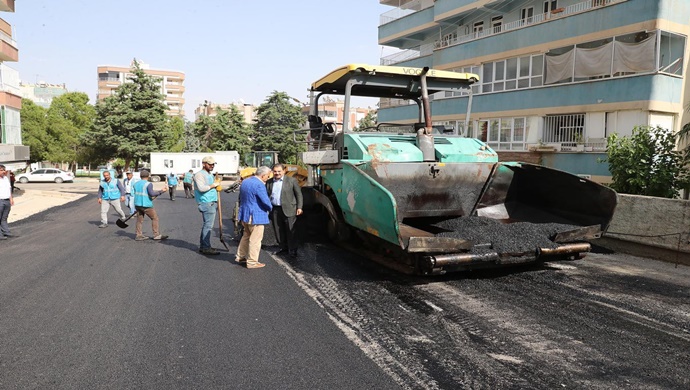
[0, 198, 11, 236]
[198, 202, 217, 250]
[125, 194, 135, 215]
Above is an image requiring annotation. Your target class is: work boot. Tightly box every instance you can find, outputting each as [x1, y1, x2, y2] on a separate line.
[153, 235, 168, 240]
[200, 248, 220, 255]
[98, 224, 108, 228]
[135, 236, 149, 241]
[246, 262, 266, 269]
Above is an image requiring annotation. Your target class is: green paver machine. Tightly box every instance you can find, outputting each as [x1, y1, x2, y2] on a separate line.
[297, 64, 617, 275]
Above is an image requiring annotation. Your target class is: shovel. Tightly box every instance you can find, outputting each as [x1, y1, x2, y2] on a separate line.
[216, 180, 230, 251]
[116, 212, 137, 228]
[116, 190, 160, 228]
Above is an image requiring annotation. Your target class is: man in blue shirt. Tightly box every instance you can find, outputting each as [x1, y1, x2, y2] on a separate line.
[133, 170, 168, 241]
[236, 166, 273, 268]
[183, 169, 194, 199]
[194, 156, 222, 255]
[166, 172, 179, 201]
[98, 170, 126, 228]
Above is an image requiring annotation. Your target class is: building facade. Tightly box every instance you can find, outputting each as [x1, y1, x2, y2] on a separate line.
[0, 0, 28, 171]
[97, 61, 185, 116]
[20, 82, 68, 108]
[378, 0, 688, 183]
[194, 101, 257, 124]
[303, 98, 373, 131]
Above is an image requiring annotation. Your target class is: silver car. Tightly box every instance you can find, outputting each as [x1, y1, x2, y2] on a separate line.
[16, 168, 74, 183]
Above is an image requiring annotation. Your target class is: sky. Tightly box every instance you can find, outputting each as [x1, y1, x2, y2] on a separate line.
[6, 0, 393, 120]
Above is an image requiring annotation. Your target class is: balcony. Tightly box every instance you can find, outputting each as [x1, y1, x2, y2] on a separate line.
[380, 0, 626, 65]
[436, 0, 624, 50]
[0, 29, 17, 61]
[0, 0, 15, 13]
[380, 0, 434, 25]
[0, 90, 21, 109]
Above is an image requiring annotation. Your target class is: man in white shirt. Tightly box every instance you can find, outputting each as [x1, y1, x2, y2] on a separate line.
[0, 164, 14, 240]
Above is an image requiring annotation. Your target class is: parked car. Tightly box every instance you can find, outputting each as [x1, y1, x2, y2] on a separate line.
[16, 168, 74, 183]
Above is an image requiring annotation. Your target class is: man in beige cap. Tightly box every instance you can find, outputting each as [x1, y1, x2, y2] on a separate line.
[194, 156, 221, 255]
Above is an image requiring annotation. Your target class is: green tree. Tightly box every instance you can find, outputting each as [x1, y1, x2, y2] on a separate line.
[163, 116, 186, 152]
[193, 113, 216, 151]
[19, 99, 51, 163]
[604, 125, 690, 198]
[354, 109, 377, 131]
[45, 92, 96, 169]
[82, 60, 169, 170]
[182, 120, 201, 152]
[253, 91, 305, 164]
[213, 106, 253, 160]
[192, 105, 253, 160]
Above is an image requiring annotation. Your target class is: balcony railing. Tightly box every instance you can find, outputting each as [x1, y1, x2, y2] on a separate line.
[437, 0, 623, 50]
[0, 29, 16, 47]
[381, 0, 625, 65]
[380, 0, 434, 25]
[380, 42, 434, 65]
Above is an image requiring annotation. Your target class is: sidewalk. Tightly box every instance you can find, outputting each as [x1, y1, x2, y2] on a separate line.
[8, 189, 87, 224]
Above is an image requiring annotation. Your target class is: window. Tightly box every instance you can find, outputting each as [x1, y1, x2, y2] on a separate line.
[543, 0, 557, 13]
[543, 114, 585, 146]
[482, 63, 493, 93]
[164, 159, 174, 168]
[484, 117, 528, 150]
[491, 16, 503, 34]
[494, 61, 505, 91]
[659, 31, 685, 75]
[479, 55, 543, 94]
[521, 7, 534, 24]
[32, 169, 46, 175]
[441, 31, 457, 47]
[473, 21, 484, 38]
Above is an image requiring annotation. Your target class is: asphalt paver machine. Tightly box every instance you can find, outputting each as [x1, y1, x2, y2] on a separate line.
[297, 64, 618, 275]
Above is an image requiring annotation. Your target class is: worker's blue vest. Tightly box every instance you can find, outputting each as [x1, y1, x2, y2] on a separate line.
[100, 180, 121, 200]
[167, 175, 178, 186]
[183, 172, 193, 184]
[195, 171, 218, 203]
[133, 180, 154, 208]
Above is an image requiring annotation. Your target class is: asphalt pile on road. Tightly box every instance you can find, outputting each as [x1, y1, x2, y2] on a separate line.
[433, 216, 578, 254]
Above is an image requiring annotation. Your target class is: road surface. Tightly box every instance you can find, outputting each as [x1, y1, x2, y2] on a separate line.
[1, 189, 688, 389]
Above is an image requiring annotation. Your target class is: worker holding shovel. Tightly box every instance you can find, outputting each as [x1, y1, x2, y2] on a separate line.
[132, 170, 168, 241]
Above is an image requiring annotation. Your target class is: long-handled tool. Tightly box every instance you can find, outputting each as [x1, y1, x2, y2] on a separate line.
[116, 188, 161, 228]
[116, 212, 138, 228]
[216, 179, 230, 251]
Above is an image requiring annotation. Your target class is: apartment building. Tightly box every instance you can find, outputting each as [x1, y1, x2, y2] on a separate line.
[302, 98, 373, 131]
[97, 61, 185, 117]
[0, 0, 29, 170]
[194, 101, 257, 124]
[20, 82, 68, 108]
[378, 0, 688, 183]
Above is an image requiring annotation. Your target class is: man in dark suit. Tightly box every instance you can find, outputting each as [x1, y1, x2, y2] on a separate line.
[266, 163, 303, 258]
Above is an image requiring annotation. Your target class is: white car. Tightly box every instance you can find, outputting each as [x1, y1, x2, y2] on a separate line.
[16, 168, 74, 183]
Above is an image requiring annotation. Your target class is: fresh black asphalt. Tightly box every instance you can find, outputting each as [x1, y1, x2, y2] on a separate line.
[0, 191, 398, 389]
